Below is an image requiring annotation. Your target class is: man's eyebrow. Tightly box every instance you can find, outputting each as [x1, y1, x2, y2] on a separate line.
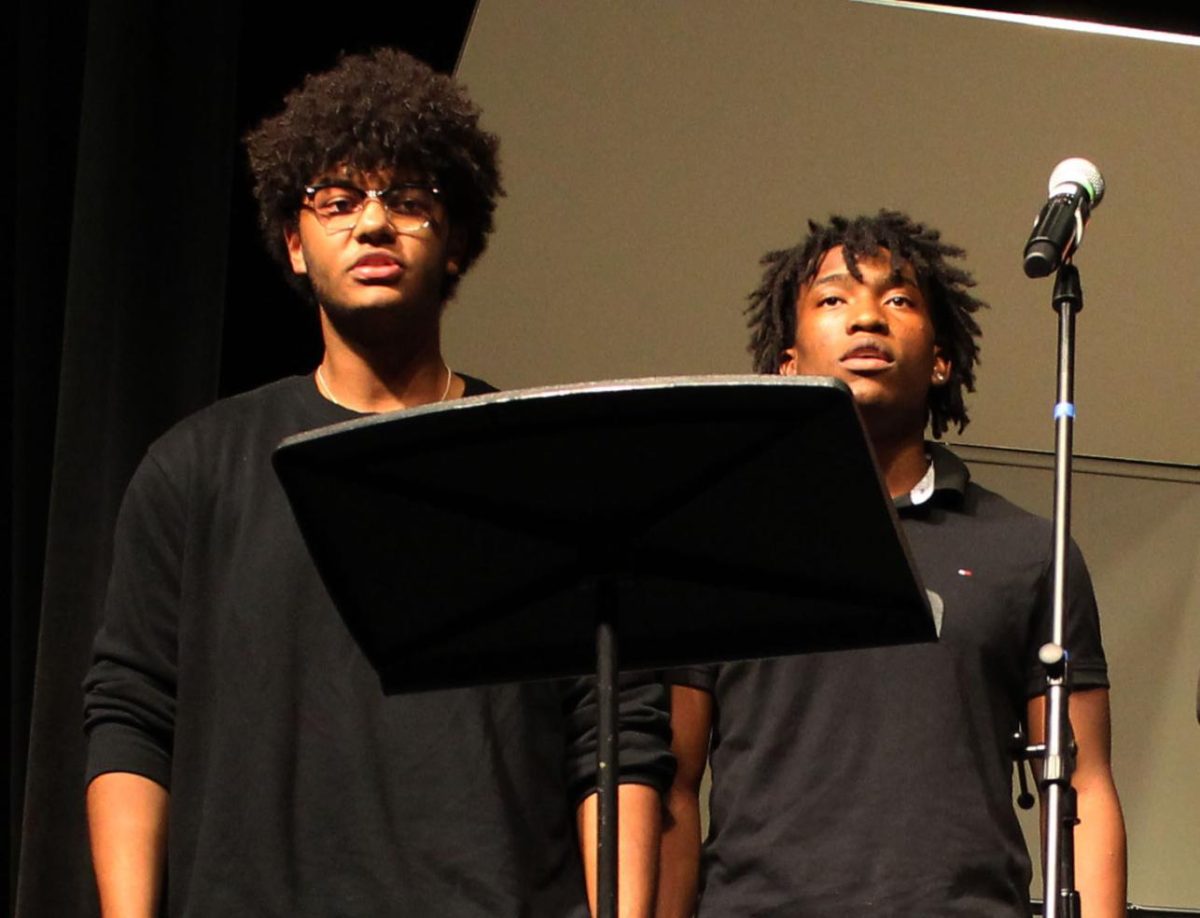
[809, 269, 919, 290]
[809, 271, 855, 287]
[877, 269, 920, 290]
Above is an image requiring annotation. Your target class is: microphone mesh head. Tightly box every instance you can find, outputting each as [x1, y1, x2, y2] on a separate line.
[1048, 157, 1105, 206]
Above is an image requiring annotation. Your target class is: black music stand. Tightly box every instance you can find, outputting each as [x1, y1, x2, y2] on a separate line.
[273, 375, 937, 918]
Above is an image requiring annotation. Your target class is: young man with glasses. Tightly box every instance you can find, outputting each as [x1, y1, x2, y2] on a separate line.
[83, 49, 673, 918]
[657, 211, 1126, 917]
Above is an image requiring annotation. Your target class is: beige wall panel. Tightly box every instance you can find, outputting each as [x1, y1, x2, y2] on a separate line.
[962, 453, 1200, 908]
[450, 0, 1200, 465]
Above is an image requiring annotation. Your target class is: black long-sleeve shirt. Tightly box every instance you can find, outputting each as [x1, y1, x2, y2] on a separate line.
[85, 374, 674, 917]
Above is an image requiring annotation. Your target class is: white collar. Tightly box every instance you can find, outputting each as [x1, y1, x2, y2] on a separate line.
[909, 456, 936, 506]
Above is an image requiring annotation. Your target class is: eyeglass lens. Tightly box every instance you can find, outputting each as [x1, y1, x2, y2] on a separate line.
[305, 183, 440, 234]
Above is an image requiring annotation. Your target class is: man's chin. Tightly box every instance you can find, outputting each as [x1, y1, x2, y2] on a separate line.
[319, 294, 441, 339]
[320, 289, 406, 315]
[844, 375, 893, 405]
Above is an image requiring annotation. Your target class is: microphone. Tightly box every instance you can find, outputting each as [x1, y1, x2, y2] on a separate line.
[1022, 158, 1105, 278]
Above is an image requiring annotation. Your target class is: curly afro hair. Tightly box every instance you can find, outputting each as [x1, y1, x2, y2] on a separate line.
[244, 47, 503, 300]
[745, 210, 986, 438]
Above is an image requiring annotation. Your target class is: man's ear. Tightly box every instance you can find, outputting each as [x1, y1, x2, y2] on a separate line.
[444, 226, 467, 277]
[779, 347, 799, 377]
[931, 347, 951, 386]
[284, 224, 307, 275]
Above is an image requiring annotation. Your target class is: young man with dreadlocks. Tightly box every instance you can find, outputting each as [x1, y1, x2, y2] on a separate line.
[657, 211, 1125, 917]
[83, 49, 672, 917]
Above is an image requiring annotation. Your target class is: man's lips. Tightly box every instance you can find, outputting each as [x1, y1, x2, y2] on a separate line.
[350, 253, 404, 281]
[840, 340, 894, 371]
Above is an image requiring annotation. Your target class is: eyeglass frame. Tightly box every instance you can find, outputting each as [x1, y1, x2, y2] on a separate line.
[299, 180, 445, 236]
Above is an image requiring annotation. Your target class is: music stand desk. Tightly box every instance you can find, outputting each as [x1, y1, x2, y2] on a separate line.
[273, 375, 936, 917]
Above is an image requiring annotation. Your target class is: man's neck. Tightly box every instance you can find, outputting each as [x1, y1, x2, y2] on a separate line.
[870, 431, 931, 499]
[317, 311, 456, 413]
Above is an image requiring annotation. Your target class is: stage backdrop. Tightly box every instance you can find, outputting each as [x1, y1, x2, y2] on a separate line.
[448, 0, 1200, 908]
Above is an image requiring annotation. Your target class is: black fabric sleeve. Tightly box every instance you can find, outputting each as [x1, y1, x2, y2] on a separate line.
[561, 672, 675, 805]
[664, 665, 718, 693]
[1025, 538, 1110, 698]
[460, 374, 499, 397]
[82, 449, 184, 789]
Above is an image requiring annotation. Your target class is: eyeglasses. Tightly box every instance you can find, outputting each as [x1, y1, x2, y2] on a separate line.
[301, 181, 443, 235]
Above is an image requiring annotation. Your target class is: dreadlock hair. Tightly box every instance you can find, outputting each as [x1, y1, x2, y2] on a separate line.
[745, 210, 986, 438]
[244, 47, 503, 301]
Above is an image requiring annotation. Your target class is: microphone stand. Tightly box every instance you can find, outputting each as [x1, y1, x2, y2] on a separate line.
[1025, 261, 1084, 918]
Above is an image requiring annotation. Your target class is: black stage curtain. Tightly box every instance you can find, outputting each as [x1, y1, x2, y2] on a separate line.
[10, 3, 475, 914]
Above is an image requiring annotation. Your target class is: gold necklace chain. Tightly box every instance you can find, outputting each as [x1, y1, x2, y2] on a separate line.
[315, 361, 453, 408]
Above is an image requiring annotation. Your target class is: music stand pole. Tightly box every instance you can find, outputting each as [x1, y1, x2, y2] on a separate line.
[1037, 262, 1083, 918]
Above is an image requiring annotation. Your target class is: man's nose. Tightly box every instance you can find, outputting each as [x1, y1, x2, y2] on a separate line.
[353, 197, 396, 240]
[847, 297, 888, 333]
